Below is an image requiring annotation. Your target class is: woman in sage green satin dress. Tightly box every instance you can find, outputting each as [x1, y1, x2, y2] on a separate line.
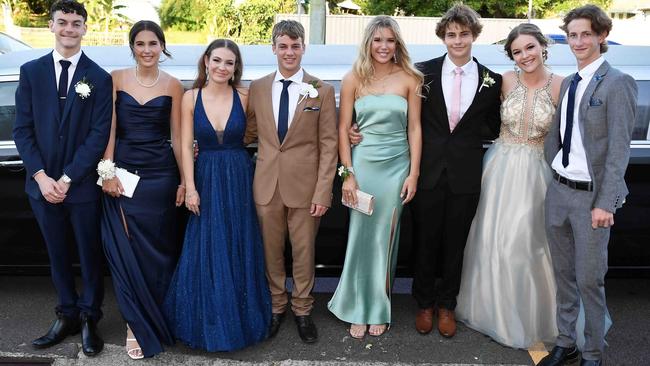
[328, 16, 423, 339]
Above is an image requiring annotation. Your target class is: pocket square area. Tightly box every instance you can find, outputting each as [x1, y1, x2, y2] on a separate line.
[589, 97, 603, 106]
[304, 106, 320, 111]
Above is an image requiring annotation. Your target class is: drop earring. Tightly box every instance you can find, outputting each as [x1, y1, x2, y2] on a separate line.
[393, 53, 397, 63]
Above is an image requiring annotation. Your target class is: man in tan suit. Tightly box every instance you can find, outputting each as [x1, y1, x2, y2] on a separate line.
[245, 20, 338, 343]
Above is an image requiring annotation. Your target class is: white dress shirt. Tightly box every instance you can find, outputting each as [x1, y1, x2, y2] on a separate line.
[441, 55, 478, 125]
[52, 49, 82, 94]
[552, 56, 606, 182]
[272, 68, 304, 130]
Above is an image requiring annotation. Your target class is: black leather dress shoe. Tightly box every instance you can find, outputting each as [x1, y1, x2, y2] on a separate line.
[580, 359, 602, 366]
[32, 314, 81, 349]
[269, 312, 286, 338]
[537, 345, 580, 366]
[80, 314, 104, 356]
[295, 315, 318, 343]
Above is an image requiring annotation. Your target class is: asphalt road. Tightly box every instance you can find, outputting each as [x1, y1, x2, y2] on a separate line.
[0, 276, 648, 366]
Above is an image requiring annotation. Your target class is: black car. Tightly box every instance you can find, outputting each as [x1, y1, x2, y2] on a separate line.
[1, 44, 649, 276]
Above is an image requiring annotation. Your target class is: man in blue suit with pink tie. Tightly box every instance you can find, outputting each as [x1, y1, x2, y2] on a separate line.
[12, 0, 111, 356]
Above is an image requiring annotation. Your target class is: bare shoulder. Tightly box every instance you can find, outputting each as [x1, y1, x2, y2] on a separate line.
[110, 68, 125, 88]
[550, 73, 564, 103]
[182, 88, 199, 105]
[500, 70, 517, 96]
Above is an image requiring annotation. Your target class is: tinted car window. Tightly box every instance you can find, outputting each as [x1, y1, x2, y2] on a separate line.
[0, 81, 17, 141]
[634, 80, 650, 141]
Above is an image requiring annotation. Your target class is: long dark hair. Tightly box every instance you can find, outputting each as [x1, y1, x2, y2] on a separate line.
[193, 39, 243, 89]
[128, 20, 172, 59]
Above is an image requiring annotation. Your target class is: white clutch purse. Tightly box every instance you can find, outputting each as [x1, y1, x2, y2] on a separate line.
[341, 189, 375, 215]
[96, 168, 140, 198]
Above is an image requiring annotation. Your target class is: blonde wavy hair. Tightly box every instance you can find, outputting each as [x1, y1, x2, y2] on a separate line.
[353, 16, 423, 94]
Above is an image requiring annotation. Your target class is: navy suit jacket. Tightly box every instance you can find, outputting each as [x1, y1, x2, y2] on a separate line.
[13, 51, 112, 203]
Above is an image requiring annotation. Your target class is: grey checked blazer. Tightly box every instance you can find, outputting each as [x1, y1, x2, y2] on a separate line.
[544, 60, 638, 213]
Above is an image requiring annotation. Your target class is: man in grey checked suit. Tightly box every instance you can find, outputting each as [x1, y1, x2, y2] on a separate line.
[538, 5, 637, 366]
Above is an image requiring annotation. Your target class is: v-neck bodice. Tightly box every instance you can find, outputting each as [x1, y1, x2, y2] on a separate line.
[194, 88, 245, 150]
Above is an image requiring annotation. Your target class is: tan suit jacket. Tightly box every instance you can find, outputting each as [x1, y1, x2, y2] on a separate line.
[245, 70, 338, 208]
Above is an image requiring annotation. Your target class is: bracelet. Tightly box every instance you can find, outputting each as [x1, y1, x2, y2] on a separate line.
[337, 165, 354, 180]
[178, 185, 186, 189]
[97, 159, 116, 180]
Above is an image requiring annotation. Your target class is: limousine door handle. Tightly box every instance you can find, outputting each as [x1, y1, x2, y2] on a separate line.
[0, 160, 24, 168]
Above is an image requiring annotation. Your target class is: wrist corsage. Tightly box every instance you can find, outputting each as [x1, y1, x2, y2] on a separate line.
[338, 165, 355, 181]
[97, 159, 116, 180]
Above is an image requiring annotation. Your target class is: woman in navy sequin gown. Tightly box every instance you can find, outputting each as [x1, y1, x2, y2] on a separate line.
[163, 39, 271, 351]
[100, 22, 184, 359]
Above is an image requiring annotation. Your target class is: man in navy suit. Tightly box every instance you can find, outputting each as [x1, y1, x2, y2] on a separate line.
[13, 0, 111, 356]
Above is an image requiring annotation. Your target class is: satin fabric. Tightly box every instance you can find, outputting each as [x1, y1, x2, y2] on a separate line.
[101, 91, 179, 357]
[163, 88, 271, 351]
[328, 94, 410, 325]
[456, 76, 557, 348]
[457, 141, 557, 348]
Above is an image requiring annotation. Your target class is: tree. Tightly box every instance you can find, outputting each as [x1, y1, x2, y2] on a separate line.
[81, 0, 129, 32]
[159, 0, 209, 31]
[355, 0, 613, 18]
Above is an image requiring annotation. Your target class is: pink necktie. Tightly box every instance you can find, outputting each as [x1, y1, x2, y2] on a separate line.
[449, 66, 463, 132]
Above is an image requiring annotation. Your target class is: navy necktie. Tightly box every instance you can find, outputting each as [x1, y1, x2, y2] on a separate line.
[58, 60, 72, 114]
[562, 72, 582, 168]
[278, 79, 292, 144]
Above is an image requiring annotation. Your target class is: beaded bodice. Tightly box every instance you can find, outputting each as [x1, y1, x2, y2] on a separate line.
[499, 73, 555, 147]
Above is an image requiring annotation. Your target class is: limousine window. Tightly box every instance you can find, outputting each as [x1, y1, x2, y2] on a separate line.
[0, 79, 646, 141]
[0, 81, 17, 141]
[635, 81, 650, 140]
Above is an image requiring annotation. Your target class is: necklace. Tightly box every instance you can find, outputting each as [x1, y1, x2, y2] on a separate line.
[135, 65, 160, 88]
[371, 64, 394, 93]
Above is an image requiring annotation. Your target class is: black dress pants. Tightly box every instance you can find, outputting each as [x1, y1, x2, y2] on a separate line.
[410, 170, 480, 310]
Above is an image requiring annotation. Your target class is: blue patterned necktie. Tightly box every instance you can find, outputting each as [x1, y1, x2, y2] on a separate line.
[562, 72, 582, 168]
[58, 60, 72, 114]
[278, 79, 292, 144]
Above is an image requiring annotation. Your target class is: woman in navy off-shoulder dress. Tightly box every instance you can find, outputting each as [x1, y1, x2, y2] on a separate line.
[100, 22, 185, 359]
[163, 39, 271, 352]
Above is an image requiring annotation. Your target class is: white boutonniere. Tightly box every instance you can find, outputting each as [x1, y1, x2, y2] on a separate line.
[298, 81, 320, 104]
[74, 77, 93, 99]
[478, 70, 495, 93]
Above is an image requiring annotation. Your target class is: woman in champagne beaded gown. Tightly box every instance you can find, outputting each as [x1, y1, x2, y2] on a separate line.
[455, 24, 564, 348]
[100, 21, 184, 359]
[328, 16, 422, 339]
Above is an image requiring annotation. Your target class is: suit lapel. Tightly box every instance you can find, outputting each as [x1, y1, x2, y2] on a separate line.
[555, 77, 571, 146]
[285, 71, 311, 138]
[454, 58, 485, 131]
[576, 61, 609, 140]
[280, 70, 317, 146]
[42, 53, 60, 123]
[259, 73, 279, 146]
[424, 57, 448, 131]
[60, 52, 89, 127]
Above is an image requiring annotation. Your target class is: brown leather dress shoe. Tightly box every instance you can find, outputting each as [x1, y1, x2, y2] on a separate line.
[415, 307, 434, 334]
[437, 308, 456, 338]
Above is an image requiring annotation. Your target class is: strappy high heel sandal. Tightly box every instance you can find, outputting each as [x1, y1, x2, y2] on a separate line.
[126, 326, 144, 360]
